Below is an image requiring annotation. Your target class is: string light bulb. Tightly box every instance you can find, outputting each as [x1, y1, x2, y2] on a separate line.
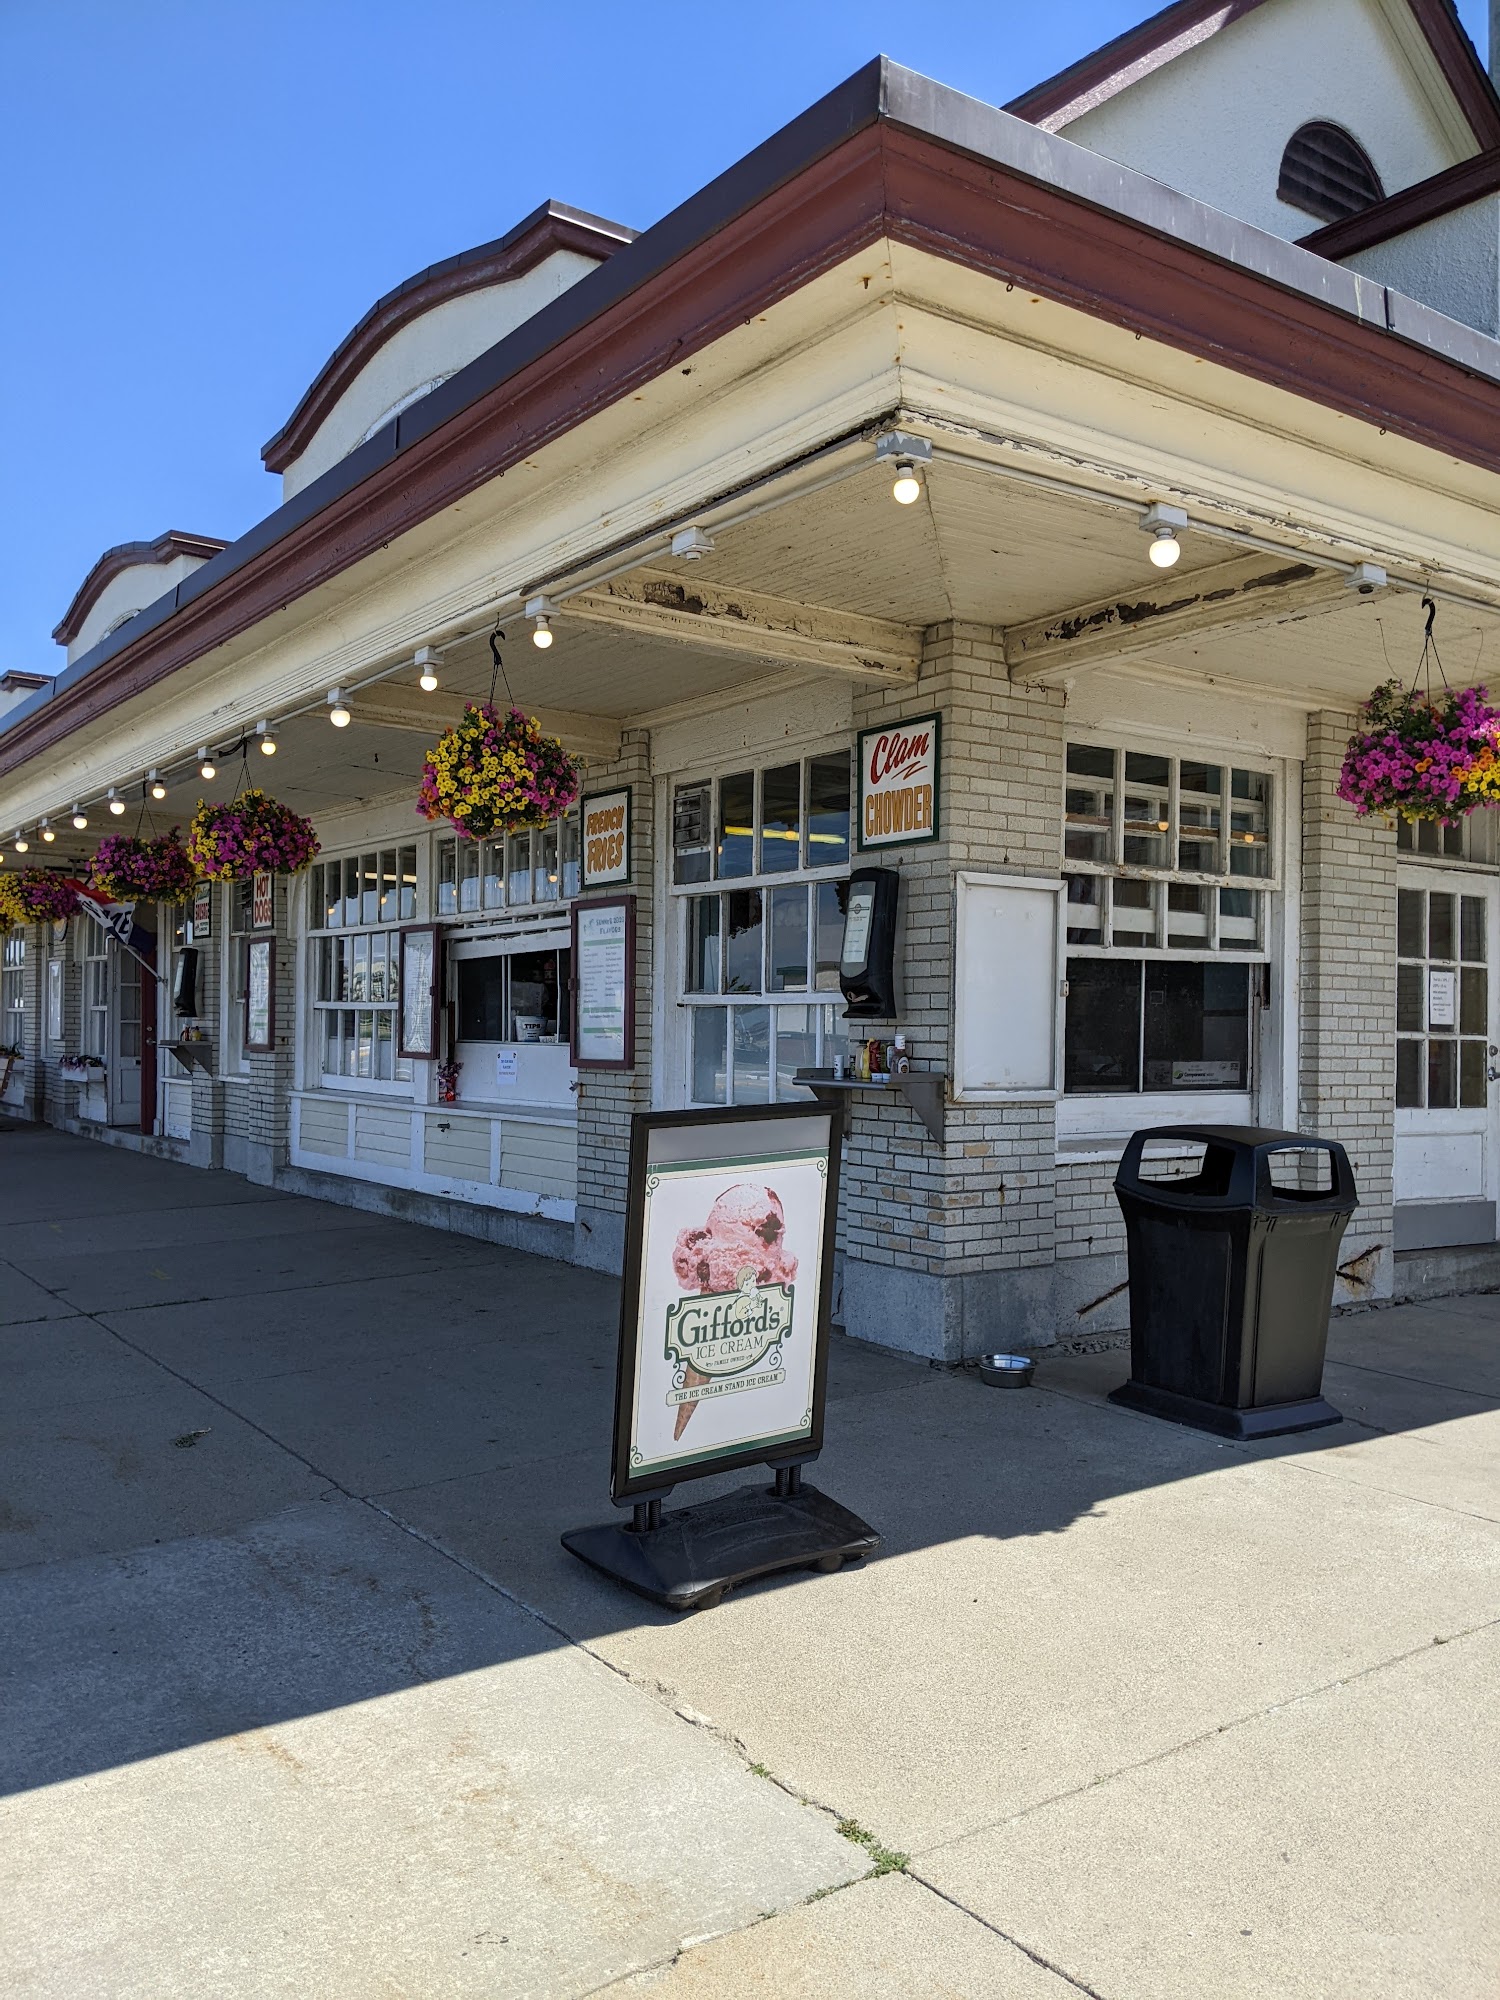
[14, 832, 28, 853]
[107, 787, 125, 815]
[891, 459, 922, 505]
[199, 748, 217, 780]
[40, 820, 55, 843]
[256, 721, 277, 756]
[1148, 526, 1181, 569]
[148, 771, 167, 800]
[525, 595, 557, 649]
[71, 806, 88, 830]
[327, 689, 351, 727]
[416, 646, 439, 692]
[1141, 502, 1187, 571]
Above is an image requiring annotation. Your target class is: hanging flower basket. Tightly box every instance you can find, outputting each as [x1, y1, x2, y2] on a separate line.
[0, 869, 79, 931]
[416, 704, 581, 840]
[185, 789, 320, 882]
[88, 829, 197, 904]
[1338, 679, 1500, 825]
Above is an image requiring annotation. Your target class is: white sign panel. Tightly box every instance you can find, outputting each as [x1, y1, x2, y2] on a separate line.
[954, 873, 1064, 1097]
[580, 788, 632, 888]
[573, 898, 633, 1067]
[495, 1050, 519, 1087]
[857, 714, 940, 849]
[1428, 968, 1457, 1029]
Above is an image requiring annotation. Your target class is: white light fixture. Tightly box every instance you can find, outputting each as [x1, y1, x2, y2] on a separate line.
[416, 646, 440, 692]
[525, 595, 557, 649]
[40, 820, 55, 843]
[327, 689, 351, 727]
[671, 526, 716, 562]
[71, 805, 88, 830]
[257, 720, 277, 756]
[199, 748, 217, 780]
[148, 770, 167, 800]
[14, 831, 28, 853]
[1141, 502, 1188, 570]
[107, 787, 125, 816]
[874, 429, 932, 506]
[1345, 561, 1388, 597]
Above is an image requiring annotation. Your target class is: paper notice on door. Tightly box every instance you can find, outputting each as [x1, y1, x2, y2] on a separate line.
[1428, 969, 1458, 1029]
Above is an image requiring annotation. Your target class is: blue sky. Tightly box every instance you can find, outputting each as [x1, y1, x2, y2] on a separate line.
[0, 0, 1489, 669]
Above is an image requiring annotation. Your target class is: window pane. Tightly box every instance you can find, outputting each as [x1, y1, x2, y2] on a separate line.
[814, 880, 848, 990]
[369, 935, 387, 1004]
[378, 851, 398, 924]
[724, 890, 763, 994]
[343, 856, 361, 927]
[673, 782, 713, 884]
[768, 886, 809, 992]
[561, 814, 581, 899]
[1122, 752, 1169, 867]
[458, 841, 480, 913]
[1397, 889, 1424, 960]
[1178, 763, 1222, 873]
[1396, 1038, 1423, 1107]
[692, 1008, 727, 1105]
[356, 1010, 375, 1078]
[458, 959, 506, 1040]
[1429, 894, 1455, 962]
[1143, 960, 1249, 1090]
[732, 1006, 771, 1103]
[1396, 963, 1425, 1033]
[361, 855, 380, 925]
[1218, 887, 1260, 951]
[761, 764, 802, 874]
[1461, 966, 1487, 1037]
[437, 841, 457, 919]
[399, 846, 418, 921]
[323, 1012, 342, 1075]
[1461, 1039, 1487, 1108]
[807, 754, 851, 867]
[1462, 897, 1486, 964]
[1065, 958, 1141, 1093]
[507, 831, 532, 906]
[1066, 743, 1114, 779]
[536, 824, 560, 902]
[483, 842, 505, 909]
[718, 771, 755, 879]
[775, 1004, 817, 1098]
[510, 950, 562, 1039]
[1397, 819, 1413, 851]
[350, 933, 369, 1002]
[686, 897, 720, 995]
[1064, 744, 1113, 862]
[1110, 876, 1155, 944]
[374, 1011, 394, 1081]
[1166, 881, 1210, 949]
[1066, 874, 1102, 946]
[322, 863, 341, 928]
[1428, 1037, 1457, 1109]
[1229, 769, 1271, 878]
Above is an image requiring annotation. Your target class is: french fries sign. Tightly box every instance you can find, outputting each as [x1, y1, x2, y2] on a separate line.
[857, 713, 941, 849]
[581, 787, 632, 887]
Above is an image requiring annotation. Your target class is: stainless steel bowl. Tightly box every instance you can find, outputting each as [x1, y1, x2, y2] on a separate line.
[978, 1353, 1034, 1387]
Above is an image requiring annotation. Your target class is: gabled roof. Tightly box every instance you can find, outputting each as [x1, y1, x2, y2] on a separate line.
[1300, 142, 1500, 255]
[261, 200, 637, 474]
[53, 531, 228, 646]
[1006, 0, 1500, 149]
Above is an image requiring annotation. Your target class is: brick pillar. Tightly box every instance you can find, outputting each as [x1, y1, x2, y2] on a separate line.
[241, 874, 298, 1185]
[1299, 711, 1395, 1303]
[574, 730, 655, 1271]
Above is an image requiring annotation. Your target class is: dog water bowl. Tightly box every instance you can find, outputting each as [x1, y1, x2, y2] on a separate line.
[978, 1353, 1034, 1387]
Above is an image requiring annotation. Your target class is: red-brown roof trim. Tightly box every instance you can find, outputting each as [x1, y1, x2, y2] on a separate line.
[1299, 142, 1500, 257]
[260, 200, 637, 474]
[52, 531, 229, 646]
[1008, 0, 1500, 149]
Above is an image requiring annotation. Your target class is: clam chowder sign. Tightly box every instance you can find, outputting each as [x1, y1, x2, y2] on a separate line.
[857, 714, 940, 849]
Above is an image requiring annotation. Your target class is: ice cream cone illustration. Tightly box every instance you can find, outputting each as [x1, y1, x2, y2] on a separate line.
[669, 1184, 797, 1438]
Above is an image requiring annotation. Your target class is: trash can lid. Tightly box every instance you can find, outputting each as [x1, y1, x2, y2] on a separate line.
[1115, 1124, 1357, 1211]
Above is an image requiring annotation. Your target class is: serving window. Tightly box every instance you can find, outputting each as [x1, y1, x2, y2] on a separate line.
[456, 946, 569, 1044]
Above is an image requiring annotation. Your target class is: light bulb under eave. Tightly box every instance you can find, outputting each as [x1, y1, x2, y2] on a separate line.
[891, 460, 922, 505]
[531, 616, 553, 650]
[108, 789, 125, 815]
[329, 700, 351, 728]
[419, 667, 439, 691]
[416, 646, 439, 691]
[40, 822, 55, 843]
[150, 778, 167, 800]
[71, 808, 87, 830]
[1148, 526, 1181, 569]
[14, 833, 28, 853]
[199, 748, 217, 779]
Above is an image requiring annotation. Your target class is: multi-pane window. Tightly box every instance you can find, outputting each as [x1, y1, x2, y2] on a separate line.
[310, 848, 418, 1084]
[1062, 743, 1274, 1096]
[1396, 885, 1489, 1109]
[456, 946, 571, 1043]
[1, 936, 22, 1052]
[1396, 815, 1497, 865]
[435, 814, 579, 918]
[674, 753, 852, 1105]
[77, 923, 108, 1059]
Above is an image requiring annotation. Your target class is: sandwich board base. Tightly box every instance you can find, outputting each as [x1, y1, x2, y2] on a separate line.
[562, 1476, 879, 1613]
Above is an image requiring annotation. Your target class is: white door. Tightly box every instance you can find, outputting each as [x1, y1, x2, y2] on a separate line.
[108, 948, 143, 1127]
[1395, 869, 1499, 1244]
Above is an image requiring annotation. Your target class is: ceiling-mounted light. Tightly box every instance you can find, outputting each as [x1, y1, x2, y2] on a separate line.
[1141, 502, 1187, 570]
[14, 831, 28, 853]
[327, 689, 351, 727]
[525, 595, 557, 649]
[416, 646, 440, 693]
[671, 526, 716, 562]
[1344, 561, 1388, 597]
[40, 819, 55, 843]
[256, 720, 277, 756]
[148, 770, 167, 800]
[71, 805, 88, 830]
[199, 747, 217, 780]
[874, 429, 932, 506]
[107, 787, 126, 815]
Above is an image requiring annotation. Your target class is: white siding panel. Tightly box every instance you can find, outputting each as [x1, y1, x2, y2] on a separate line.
[353, 1102, 412, 1166]
[425, 1115, 492, 1180]
[162, 1080, 193, 1140]
[500, 1121, 578, 1199]
[299, 1096, 352, 1157]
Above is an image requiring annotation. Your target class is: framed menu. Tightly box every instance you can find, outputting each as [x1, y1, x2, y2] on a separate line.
[571, 895, 635, 1070]
[245, 938, 275, 1052]
[398, 924, 441, 1059]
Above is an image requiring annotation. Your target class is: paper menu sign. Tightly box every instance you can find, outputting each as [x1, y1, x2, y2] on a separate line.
[1428, 969, 1458, 1029]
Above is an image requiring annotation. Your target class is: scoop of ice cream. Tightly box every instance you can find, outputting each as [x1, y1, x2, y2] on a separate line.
[672, 1182, 798, 1294]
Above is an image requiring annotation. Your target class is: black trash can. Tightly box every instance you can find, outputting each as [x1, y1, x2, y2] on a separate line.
[1109, 1125, 1357, 1440]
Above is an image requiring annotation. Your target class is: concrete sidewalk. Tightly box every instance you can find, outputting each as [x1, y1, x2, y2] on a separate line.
[1, 1122, 1496, 1998]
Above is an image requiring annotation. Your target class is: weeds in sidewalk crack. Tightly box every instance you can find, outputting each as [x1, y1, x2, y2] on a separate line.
[836, 1818, 910, 1877]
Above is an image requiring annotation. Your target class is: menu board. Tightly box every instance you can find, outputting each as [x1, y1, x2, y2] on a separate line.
[611, 1105, 840, 1500]
[571, 896, 635, 1070]
[245, 938, 274, 1052]
[398, 925, 440, 1058]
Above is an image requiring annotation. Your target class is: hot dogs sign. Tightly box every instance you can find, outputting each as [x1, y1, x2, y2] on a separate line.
[611, 1107, 840, 1499]
[857, 713, 941, 849]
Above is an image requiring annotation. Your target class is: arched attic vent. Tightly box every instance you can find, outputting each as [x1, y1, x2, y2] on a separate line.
[1278, 121, 1385, 224]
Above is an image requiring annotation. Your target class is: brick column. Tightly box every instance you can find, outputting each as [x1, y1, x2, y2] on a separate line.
[240, 874, 298, 1185]
[1299, 711, 1395, 1303]
[574, 730, 655, 1271]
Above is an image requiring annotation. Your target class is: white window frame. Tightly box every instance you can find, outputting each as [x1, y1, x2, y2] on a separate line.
[306, 848, 421, 1096]
[1, 934, 23, 1053]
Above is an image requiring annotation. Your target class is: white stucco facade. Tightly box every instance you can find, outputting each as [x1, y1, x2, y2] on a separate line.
[65, 552, 217, 666]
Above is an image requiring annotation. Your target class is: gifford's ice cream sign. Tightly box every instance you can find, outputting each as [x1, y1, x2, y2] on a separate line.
[626, 1152, 830, 1483]
[858, 712, 940, 849]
